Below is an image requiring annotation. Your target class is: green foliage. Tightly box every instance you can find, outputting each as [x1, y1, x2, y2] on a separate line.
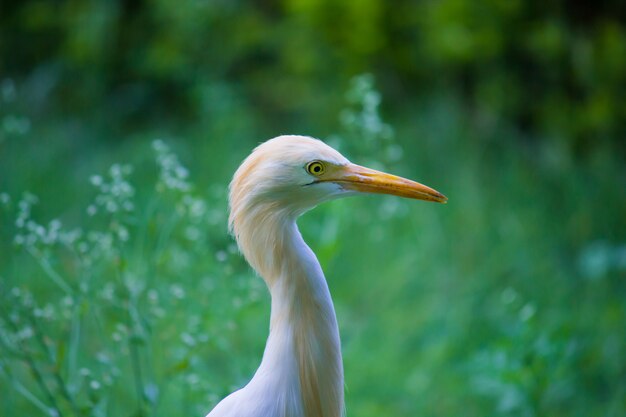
[2, 74, 624, 417]
[1, 0, 624, 150]
[0, 141, 268, 416]
[1, 1, 625, 415]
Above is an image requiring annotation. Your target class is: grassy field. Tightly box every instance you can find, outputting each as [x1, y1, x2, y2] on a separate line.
[1, 76, 625, 417]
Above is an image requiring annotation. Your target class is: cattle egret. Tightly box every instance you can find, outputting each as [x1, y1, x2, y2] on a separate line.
[207, 135, 447, 417]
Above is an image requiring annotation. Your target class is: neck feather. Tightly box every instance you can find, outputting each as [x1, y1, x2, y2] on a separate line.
[232, 205, 344, 417]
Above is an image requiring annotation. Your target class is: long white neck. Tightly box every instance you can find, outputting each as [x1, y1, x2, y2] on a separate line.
[235, 211, 344, 417]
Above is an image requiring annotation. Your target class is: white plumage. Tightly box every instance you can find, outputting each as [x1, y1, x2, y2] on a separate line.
[207, 135, 446, 417]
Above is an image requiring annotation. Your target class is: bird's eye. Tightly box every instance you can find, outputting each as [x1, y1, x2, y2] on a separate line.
[306, 161, 325, 176]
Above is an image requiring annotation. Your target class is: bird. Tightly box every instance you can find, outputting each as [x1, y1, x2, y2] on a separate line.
[207, 135, 447, 417]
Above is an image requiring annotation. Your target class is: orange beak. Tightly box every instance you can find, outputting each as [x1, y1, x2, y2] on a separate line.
[328, 163, 447, 203]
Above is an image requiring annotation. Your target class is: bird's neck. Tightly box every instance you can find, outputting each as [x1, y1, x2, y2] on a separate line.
[240, 214, 344, 417]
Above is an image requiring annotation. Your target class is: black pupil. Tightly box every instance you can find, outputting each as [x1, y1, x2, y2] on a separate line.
[313, 165, 320, 172]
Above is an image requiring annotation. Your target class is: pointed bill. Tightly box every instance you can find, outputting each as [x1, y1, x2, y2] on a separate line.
[328, 163, 447, 203]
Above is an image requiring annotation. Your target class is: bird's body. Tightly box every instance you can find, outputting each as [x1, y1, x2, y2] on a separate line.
[207, 136, 446, 417]
[207, 223, 342, 417]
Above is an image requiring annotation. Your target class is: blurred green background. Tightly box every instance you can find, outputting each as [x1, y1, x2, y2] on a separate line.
[1, 1, 625, 416]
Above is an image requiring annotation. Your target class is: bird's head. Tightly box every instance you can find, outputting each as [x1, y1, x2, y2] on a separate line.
[229, 135, 446, 232]
[228, 135, 447, 277]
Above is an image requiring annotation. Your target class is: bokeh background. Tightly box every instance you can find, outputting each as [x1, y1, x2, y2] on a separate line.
[1, 1, 625, 416]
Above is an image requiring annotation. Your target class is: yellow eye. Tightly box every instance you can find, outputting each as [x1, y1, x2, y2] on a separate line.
[306, 161, 325, 176]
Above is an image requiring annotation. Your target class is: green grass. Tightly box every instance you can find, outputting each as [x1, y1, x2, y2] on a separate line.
[1, 78, 625, 417]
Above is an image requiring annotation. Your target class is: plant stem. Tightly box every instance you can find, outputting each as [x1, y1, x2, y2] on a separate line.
[27, 247, 73, 295]
[0, 304, 65, 416]
[28, 313, 80, 416]
[0, 360, 54, 416]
